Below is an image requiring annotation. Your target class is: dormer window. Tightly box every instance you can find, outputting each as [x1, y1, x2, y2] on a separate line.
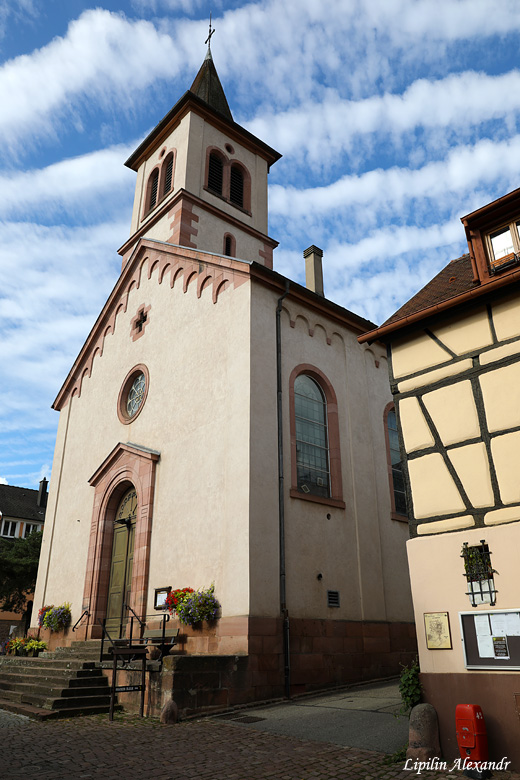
[487, 221, 520, 273]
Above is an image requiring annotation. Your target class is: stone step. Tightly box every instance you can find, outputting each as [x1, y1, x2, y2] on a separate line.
[0, 697, 118, 720]
[0, 657, 97, 670]
[0, 697, 60, 720]
[0, 671, 107, 688]
[0, 680, 109, 699]
[0, 668, 104, 685]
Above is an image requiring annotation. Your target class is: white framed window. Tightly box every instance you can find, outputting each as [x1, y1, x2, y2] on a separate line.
[23, 523, 40, 538]
[486, 221, 520, 272]
[1, 519, 18, 538]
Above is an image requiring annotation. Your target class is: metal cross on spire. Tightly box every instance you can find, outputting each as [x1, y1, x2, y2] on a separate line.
[205, 13, 215, 50]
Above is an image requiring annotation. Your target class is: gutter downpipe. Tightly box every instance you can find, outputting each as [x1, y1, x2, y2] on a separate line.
[276, 279, 291, 699]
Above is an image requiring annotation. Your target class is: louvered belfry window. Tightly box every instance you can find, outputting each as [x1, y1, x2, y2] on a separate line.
[149, 169, 159, 211]
[208, 153, 223, 195]
[230, 165, 244, 207]
[163, 154, 173, 196]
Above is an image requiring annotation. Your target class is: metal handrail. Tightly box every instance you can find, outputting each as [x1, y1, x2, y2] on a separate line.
[72, 609, 90, 632]
[123, 603, 144, 629]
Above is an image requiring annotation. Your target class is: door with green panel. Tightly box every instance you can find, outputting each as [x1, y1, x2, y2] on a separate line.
[105, 489, 137, 637]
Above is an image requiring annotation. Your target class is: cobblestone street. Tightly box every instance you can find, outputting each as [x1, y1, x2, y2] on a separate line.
[1, 709, 520, 780]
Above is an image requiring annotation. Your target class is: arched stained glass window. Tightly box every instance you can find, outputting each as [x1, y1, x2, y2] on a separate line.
[387, 407, 407, 516]
[294, 375, 330, 497]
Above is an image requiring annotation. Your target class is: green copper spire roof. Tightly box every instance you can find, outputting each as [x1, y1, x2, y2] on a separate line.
[189, 46, 233, 122]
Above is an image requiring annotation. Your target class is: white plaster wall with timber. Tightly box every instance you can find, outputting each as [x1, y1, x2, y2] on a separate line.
[490, 430, 520, 505]
[398, 359, 473, 393]
[408, 453, 466, 519]
[407, 522, 520, 674]
[391, 331, 451, 378]
[479, 361, 520, 432]
[429, 307, 492, 355]
[491, 292, 520, 341]
[33, 263, 253, 625]
[447, 443, 494, 508]
[422, 381, 480, 446]
[399, 396, 435, 452]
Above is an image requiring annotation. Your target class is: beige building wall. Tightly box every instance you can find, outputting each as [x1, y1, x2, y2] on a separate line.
[248, 283, 413, 622]
[34, 253, 253, 625]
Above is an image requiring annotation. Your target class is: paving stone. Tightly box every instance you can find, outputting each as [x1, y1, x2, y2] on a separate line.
[0, 708, 519, 780]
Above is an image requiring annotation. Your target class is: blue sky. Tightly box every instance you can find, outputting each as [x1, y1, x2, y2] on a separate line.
[2, 0, 520, 488]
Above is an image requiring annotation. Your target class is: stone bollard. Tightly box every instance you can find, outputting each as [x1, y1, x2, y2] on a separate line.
[407, 703, 441, 761]
[160, 698, 178, 724]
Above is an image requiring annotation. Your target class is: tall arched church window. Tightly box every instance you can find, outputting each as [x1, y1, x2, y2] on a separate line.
[294, 375, 330, 498]
[229, 164, 244, 208]
[162, 153, 174, 197]
[147, 169, 159, 212]
[208, 153, 223, 195]
[385, 404, 407, 519]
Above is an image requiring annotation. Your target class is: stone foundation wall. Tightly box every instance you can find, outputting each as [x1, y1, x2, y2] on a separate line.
[100, 618, 416, 718]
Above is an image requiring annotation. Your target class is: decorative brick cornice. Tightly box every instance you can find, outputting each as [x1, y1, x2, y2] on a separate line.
[53, 241, 252, 411]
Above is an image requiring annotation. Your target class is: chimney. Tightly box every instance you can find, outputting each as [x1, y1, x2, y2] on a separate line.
[303, 245, 324, 297]
[37, 478, 48, 508]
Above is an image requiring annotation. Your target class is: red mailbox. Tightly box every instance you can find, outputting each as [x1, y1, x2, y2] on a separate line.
[455, 703, 489, 764]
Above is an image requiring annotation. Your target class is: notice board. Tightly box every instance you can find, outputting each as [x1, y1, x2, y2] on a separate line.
[459, 609, 520, 670]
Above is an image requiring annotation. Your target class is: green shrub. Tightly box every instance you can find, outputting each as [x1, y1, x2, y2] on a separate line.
[398, 659, 422, 716]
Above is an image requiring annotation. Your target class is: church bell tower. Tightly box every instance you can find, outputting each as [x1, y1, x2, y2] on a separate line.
[119, 38, 281, 270]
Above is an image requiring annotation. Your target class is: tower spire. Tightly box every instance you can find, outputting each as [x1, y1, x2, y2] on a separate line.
[190, 17, 233, 121]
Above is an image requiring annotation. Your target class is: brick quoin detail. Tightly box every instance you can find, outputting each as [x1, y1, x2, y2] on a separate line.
[258, 241, 273, 269]
[168, 199, 199, 248]
[80, 443, 159, 640]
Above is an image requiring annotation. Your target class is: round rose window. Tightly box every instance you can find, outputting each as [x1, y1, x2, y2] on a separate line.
[117, 365, 149, 424]
[126, 372, 146, 417]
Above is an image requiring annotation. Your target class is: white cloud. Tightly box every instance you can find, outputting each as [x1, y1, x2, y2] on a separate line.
[0, 9, 181, 151]
[247, 69, 520, 167]
[0, 143, 135, 218]
[0, 476, 7, 485]
[270, 136, 520, 221]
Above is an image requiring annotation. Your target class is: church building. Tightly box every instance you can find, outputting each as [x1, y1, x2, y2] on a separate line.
[32, 44, 415, 712]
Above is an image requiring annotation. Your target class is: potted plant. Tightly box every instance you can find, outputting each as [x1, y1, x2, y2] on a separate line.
[43, 602, 72, 633]
[38, 605, 54, 628]
[25, 639, 47, 657]
[6, 637, 28, 656]
[173, 584, 221, 627]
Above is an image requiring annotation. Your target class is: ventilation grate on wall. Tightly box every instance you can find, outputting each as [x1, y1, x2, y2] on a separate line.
[327, 590, 340, 608]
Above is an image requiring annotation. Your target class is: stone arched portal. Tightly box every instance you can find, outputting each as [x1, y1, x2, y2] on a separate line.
[79, 442, 160, 640]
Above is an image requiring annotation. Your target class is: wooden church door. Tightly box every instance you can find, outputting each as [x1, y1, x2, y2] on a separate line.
[105, 488, 137, 637]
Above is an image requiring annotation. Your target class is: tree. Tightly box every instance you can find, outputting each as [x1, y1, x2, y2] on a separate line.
[0, 530, 43, 612]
